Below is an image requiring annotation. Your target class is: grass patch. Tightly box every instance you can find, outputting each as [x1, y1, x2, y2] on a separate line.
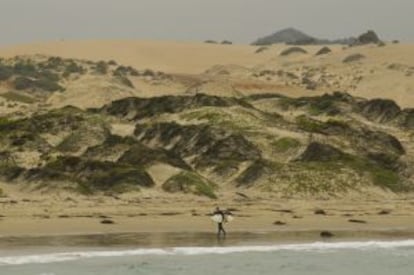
[163, 172, 217, 199]
[56, 132, 83, 152]
[295, 115, 326, 133]
[344, 156, 405, 192]
[0, 91, 36, 104]
[272, 137, 301, 153]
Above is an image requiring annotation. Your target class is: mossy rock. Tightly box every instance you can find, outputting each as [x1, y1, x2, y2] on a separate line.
[162, 172, 217, 199]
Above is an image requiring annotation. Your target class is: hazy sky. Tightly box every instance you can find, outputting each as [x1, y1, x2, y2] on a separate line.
[1, 0, 413, 45]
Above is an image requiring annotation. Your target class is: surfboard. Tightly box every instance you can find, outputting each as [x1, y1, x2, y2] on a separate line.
[211, 214, 224, 223]
[211, 214, 234, 223]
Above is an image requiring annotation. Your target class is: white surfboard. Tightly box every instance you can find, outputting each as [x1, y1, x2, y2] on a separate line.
[211, 213, 234, 223]
[211, 214, 224, 223]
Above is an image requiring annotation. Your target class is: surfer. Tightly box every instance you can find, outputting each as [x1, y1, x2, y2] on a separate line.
[213, 206, 226, 238]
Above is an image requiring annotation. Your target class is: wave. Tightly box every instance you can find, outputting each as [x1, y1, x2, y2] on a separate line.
[1, 240, 414, 266]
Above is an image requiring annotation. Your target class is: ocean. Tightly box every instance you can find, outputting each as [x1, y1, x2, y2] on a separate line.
[0, 233, 413, 275]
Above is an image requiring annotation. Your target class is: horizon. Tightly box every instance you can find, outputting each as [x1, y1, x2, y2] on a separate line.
[1, 0, 413, 46]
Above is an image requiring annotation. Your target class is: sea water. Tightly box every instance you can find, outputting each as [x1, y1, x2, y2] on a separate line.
[1, 240, 414, 275]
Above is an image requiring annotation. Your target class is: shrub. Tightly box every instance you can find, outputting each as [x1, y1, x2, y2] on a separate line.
[95, 61, 108, 74]
[221, 40, 233, 45]
[64, 62, 85, 76]
[13, 76, 63, 92]
[142, 69, 155, 77]
[205, 40, 217, 44]
[343, 53, 365, 63]
[295, 115, 326, 133]
[315, 47, 332, 56]
[36, 78, 64, 92]
[47, 57, 63, 68]
[13, 62, 36, 76]
[14, 77, 34, 90]
[0, 65, 13, 81]
[0, 91, 35, 104]
[280, 47, 307, 56]
[108, 60, 117, 66]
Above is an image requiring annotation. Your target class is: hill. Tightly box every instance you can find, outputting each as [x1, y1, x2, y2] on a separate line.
[252, 28, 383, 46]
[253, 28, 318, 45]
[0, 91, 413, 198]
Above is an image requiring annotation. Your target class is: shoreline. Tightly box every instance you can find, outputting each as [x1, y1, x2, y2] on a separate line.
[2, 229, 414, 250]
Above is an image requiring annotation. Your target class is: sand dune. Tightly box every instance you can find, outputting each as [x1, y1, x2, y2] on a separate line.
[1, 40, 414, 107]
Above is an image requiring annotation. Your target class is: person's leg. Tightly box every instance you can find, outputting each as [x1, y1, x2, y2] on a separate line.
[218, 223, 226, 238]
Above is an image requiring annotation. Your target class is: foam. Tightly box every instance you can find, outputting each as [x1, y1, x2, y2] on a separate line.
[1, 240, 414, 266]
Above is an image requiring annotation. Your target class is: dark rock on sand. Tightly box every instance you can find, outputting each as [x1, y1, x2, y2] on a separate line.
[378, 210, 391, 215]
[348, 219, 367, 224]
[100, 219, 115, 224]
[314, 209, 327, 215]
[320, 231, 335, 238]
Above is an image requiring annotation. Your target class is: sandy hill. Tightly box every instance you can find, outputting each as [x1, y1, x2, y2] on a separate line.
[1, 40, 413, 109]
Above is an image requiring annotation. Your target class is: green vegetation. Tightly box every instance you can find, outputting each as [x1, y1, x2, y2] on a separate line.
[39, 156, 154, 194]
[0, 163, 25, 181]
[56, 132, 84, 152]
[0, 91, 35, 104]
[344, 156, 405, 192]
[295, 115, 326, 133]
[0, 64, 13, 81]
[272, 137, 301, 153]
[162, 172, 217, 199]
[63, 61, 85, 77]
[95, 61, 108, 74]
[279, 93, 343, 115]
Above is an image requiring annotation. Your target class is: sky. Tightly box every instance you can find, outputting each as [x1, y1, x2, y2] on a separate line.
[0, 0, 413, 45]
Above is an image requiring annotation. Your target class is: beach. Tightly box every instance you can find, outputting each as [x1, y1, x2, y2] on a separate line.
[1, 182, 414, 275]
[1, 182, 414, 237]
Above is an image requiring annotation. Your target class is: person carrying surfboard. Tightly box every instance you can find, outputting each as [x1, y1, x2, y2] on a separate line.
[213, 206, 226, 237]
